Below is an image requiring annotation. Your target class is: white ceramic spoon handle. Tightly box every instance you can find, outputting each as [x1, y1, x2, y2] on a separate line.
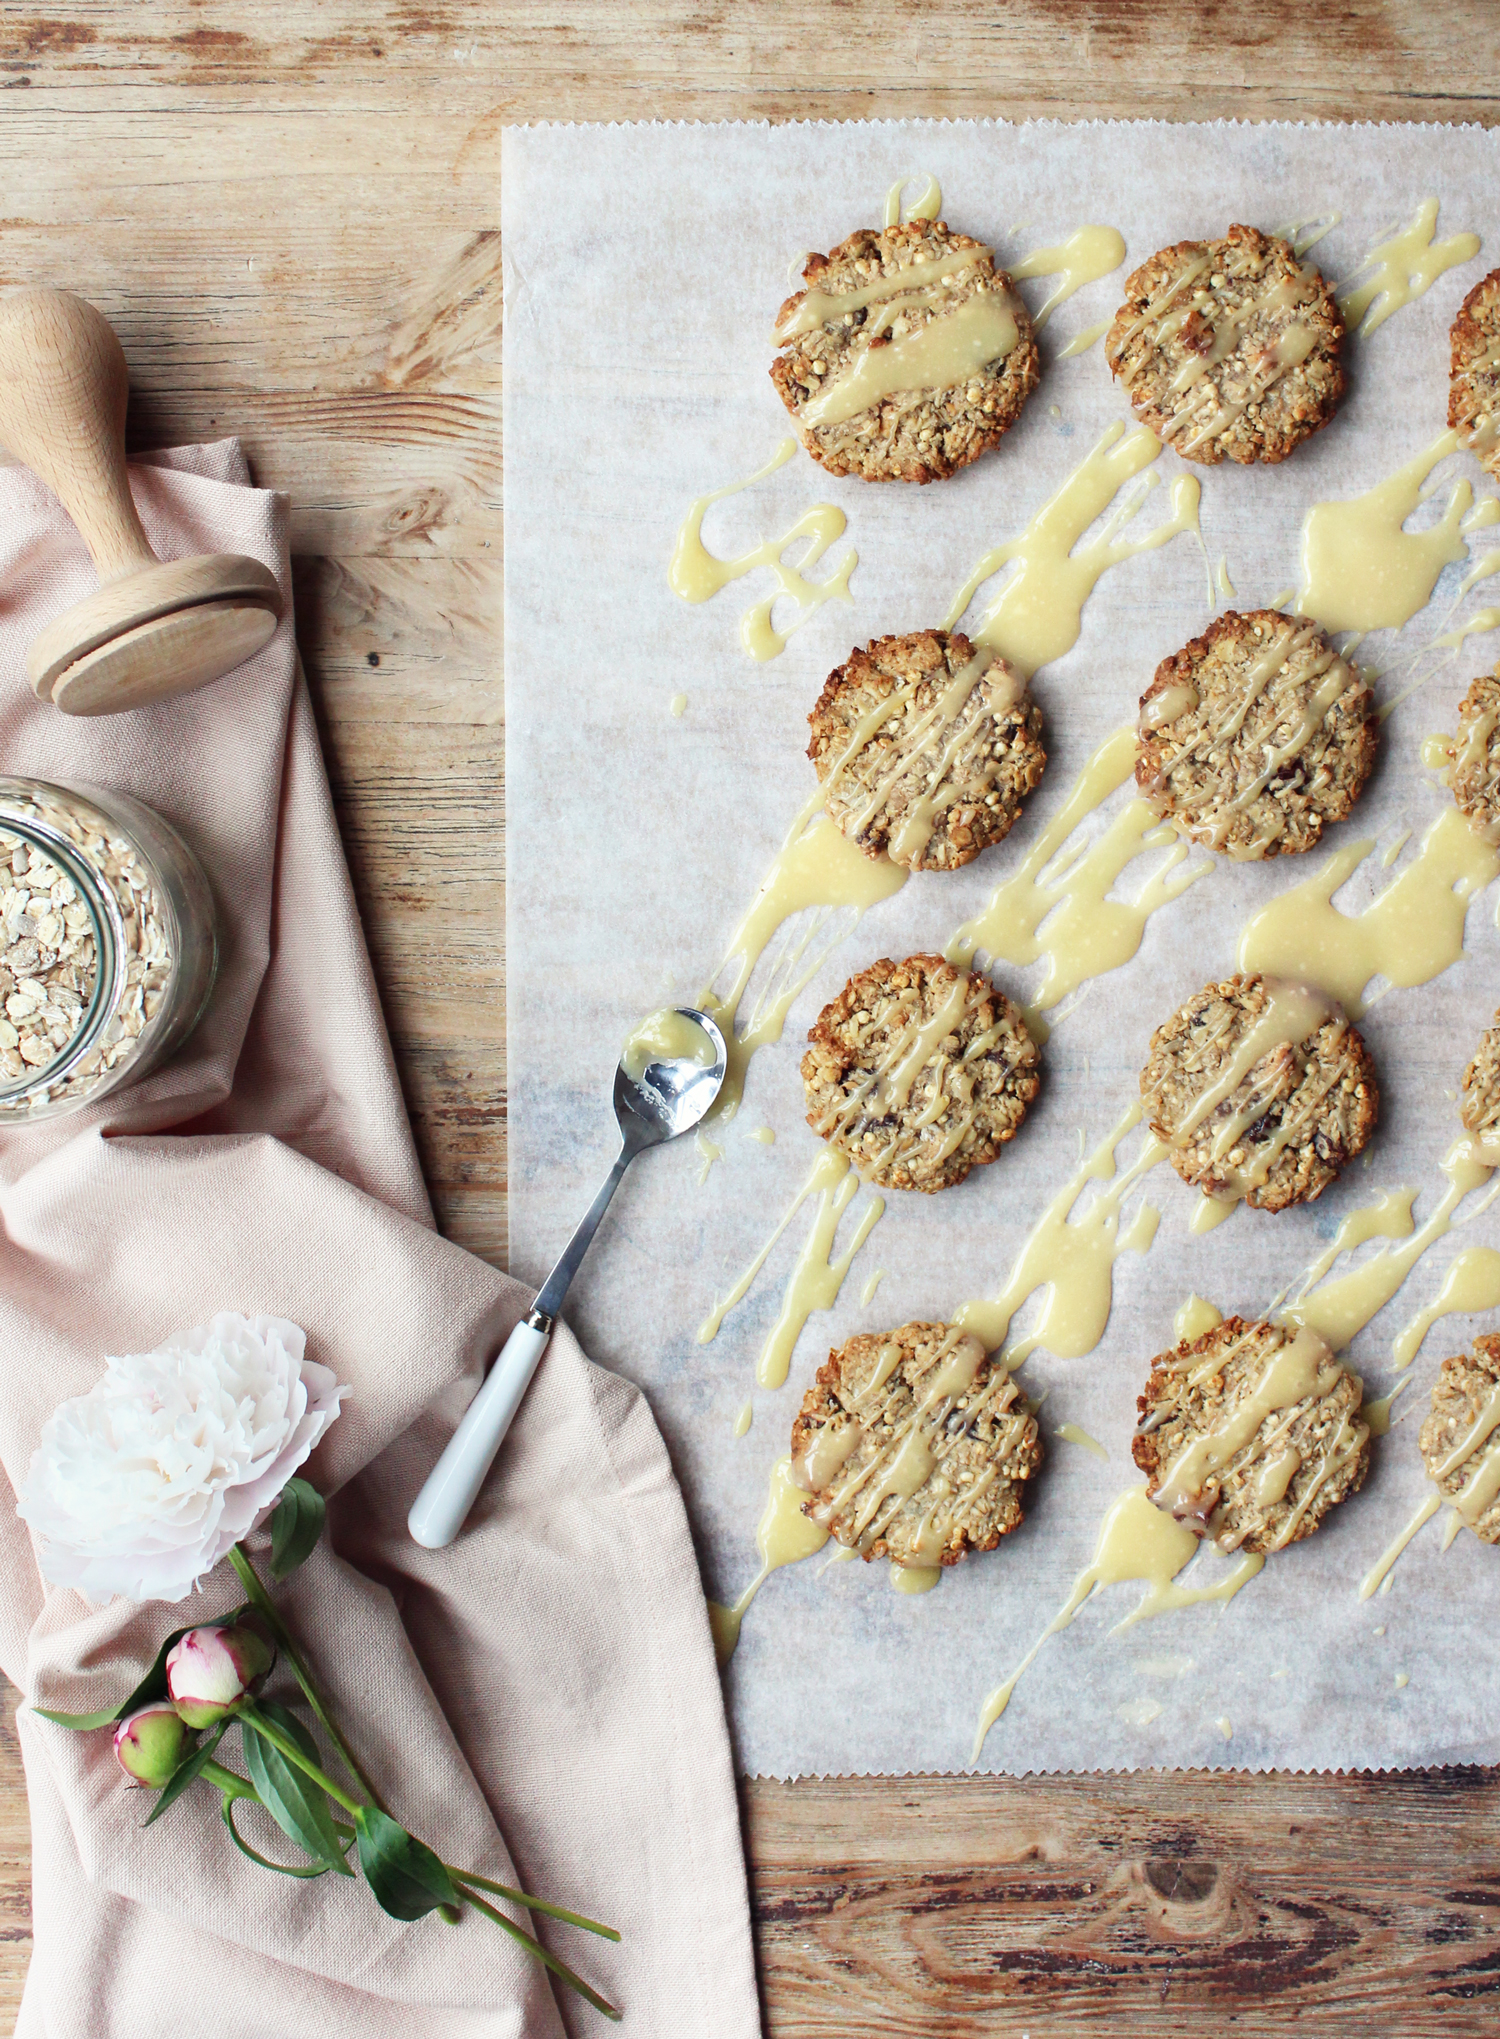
[406, 1316, 551, 1549]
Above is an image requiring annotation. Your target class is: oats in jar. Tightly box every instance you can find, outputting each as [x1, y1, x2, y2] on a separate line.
[0, 830, 97, 1088]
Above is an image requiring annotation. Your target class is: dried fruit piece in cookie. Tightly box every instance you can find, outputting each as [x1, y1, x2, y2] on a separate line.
[1140, 971, 1377, 1215]
[790, 1321, 1042, 1566]
[770, 219, 1041, 484]
[802, 953, 1040, 1193]
[1133, 1315, 1370, 1553]
[1449, 268, 1500, 476]
[1439, 668, 1500, 846]
[1419, 1335, 1500, 1543]
[1105, 224, 1344, 466]
[1137, 610, 1377, 859]
[809, 629, 1044, 872]
[1460, 1005, 1500, 1158]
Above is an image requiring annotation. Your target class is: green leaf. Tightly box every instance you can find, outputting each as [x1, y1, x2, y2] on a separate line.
[33, 1605, 251, 1733]
[222, 1795, 337, 1878]
[33, 1703, 124, 1732]
[144, 1720, 227, 1826]
[354, 1807, 460, 1920]
[240, 1701, 353, 1875]
[269, 1478, 326, 1581]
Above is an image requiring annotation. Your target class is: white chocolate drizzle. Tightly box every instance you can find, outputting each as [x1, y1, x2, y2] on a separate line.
[1057, 1422, 1108, 1459]
[1296, 429, 1481, 634]
[946, 724, 1210, 1022]
[620, 1007, 718, 1085]
[1008, 224, 1126, 329]
[775, 244, 980, 342]
[696, 1146, 884, 1389]
[799, 291, 1023, 430]
[1174, 1295, 1223, 1344]
[971, 1487, 1263, 1759]
[953, 1104, 1165, 1364]
[708, 1454, 830, 1663]
[883, 172, 942, 229]
[1391, 1245, 1500, 1369]
[1283, 1137, 1497, 1355]
[668, 438, 855, 660]
[1237, 806, 1500, 1020]
[946, 421, 1201, 680]
[1335, 198, 1480, 338]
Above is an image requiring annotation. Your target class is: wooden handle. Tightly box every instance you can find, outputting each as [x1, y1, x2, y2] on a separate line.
[0, 287, 157, 584]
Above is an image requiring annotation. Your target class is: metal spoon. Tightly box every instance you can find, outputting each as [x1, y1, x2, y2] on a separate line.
[407, 1006, 728, 1549]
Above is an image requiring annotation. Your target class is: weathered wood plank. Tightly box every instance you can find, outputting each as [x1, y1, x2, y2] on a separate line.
[749, 1771, 1500, 2034]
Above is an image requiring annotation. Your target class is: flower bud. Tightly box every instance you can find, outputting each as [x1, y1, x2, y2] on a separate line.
[166, 1618, 276, 1729]
[114, 1702, 195, 1788]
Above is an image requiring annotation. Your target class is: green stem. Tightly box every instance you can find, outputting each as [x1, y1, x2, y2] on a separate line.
[237, 1702, 362, 1818]
[229, 1543, 389, 1814]
[442, 1863, 620, 1941]
[453, 1878, 621, 2022]
[235, 1704, 460, 1924]
[199, 1757, 258, 1804]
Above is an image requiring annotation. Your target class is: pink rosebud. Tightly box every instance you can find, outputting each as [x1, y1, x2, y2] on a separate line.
[114, 1702, 194, 1788]
[166, 1619, 275, 1730]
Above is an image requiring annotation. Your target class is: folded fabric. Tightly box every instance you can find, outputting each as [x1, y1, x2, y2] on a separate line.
[0, 443, 759, 2038]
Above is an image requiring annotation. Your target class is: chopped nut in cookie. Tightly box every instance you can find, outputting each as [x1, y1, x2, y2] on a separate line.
[791, 1321, 1042, 1565]
[809, 629, 1044, 872]
[772, 219, 1041, 484]
[1133, 1316, 1370, 1554]
[1140, 971, 1377, 1215]
[1106, 224, 1343, 465]
[802, 953, 1040, 1193]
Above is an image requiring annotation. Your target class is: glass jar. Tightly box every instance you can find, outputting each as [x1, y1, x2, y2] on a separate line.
[0, 778, 218, 1122]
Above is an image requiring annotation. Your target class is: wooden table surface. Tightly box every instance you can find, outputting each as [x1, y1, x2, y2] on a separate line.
[2, 3, 1500, 2030]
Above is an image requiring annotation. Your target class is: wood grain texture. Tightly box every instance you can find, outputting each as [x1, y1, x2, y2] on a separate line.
[0, 2, 1498, 2030]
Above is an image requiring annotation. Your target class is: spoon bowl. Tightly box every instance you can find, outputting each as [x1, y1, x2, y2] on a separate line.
[614, 1005, 728, 1147]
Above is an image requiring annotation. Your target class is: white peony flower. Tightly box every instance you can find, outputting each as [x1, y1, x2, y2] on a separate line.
[16, 1313, 346, 1605]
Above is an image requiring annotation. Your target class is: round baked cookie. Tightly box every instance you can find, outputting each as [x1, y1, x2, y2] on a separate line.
[1442, 668, 1500, 845]
[1460, 1007, 1500, 1155]
[808, 630, 1044, 872]
[1137, 609, 1377, 859]
[1140, 972, 1378, 1214]
[1105, 224, 1344, 466]
[1132, 1315, 1370, 1553]
[770, 219, 1041, 484]
[802, 953, 1040, 1193]
[1419, 1335, 1500, 1543]
[790, 1321, 1043, 1566]
[1449, 268, 1500, 477]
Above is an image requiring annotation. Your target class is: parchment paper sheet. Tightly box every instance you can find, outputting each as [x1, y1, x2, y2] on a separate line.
[504, 117, 1500, 1777]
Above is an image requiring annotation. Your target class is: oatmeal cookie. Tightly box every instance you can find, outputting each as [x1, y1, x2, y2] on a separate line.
[802, 953, 1039, 1193]
[1133, 1315, 1370, 1553]
[770, 219, 1041, 484]
[790, 1320, 1043, 1565]
[809, 629, 1044, 872]
[1461, 1006, 1500, 1154]
[1137, 610, 1377, 859]
[1442, 668, 1500, 845]
[1140, 972, 1378, 1214]
[1449, 268, 1500, 476]
[1419, 1336, 1500, 1543]
[1105, 224, 1344, 466]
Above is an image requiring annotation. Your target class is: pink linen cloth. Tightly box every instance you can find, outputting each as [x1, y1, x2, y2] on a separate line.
[0, 442, 760, 2039]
